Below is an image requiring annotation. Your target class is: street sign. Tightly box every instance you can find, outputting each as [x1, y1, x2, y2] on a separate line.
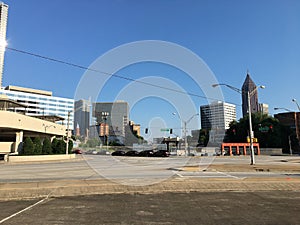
[259, 126, 269, 133]
[160, 128, 170, 132]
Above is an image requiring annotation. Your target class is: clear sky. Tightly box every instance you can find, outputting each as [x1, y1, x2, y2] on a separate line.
[3, 0, 300, 140]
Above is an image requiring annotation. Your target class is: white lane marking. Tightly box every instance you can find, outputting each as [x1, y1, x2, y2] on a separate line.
[216, 171, 246, 180]
[174, 171, 246, 180]
[175, 172, 184, 178]
[0, 195, 50, 224]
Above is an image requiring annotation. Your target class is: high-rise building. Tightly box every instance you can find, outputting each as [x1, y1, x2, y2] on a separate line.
[259, 103, 269, 115]
[0, 2, 8, 87]
[129, 120, 141, 137]
[241, 73, 259, 117]
[74, 99, 90, 138]
[200, 101, 236, 146]
[0, 85, 74, 130]
[93, 101, 129, 137]
[200, 101, 236, 130]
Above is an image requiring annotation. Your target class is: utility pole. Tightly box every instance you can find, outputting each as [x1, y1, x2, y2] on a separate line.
[66, 111, 71, 155]
[248, 91, 255, 165]
[184, 121, 187, 156]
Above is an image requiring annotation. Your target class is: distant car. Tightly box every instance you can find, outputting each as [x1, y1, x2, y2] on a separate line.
[72, 149, 83, 154]
[138, 150, 154, 157]
[154, 150, 170, 157]
[111, 150, 126, 156]
[97, 150, 110, 155]
[125, 150, 139, 156]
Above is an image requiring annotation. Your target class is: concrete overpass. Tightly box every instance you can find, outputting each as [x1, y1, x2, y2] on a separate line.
[0, 110, 66, 155]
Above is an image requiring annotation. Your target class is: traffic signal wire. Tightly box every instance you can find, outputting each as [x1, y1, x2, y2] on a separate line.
[7, 46, 230, 103]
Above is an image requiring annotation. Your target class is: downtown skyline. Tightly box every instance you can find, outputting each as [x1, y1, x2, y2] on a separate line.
[2, 0, 300, 138]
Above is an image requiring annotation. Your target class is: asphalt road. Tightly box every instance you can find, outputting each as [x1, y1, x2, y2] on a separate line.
[0, 155, 299, 184]
[1, 191, 300, 225]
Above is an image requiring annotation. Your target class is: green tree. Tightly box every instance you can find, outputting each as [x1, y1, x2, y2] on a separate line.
[198, 129, 209, 147]
[51, 138, 59, 154]
[224, 113, 282, 148]
[23, 137, 34, 155]
[33, 137, 42, 155]
[68, 140, 73, 153]
[86, 138, 101, 147]
[42, 138, 52, 155]
[56, 139, 66, 154]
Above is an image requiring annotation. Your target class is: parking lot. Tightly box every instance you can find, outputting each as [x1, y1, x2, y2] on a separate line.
[1, 191, 300, 225]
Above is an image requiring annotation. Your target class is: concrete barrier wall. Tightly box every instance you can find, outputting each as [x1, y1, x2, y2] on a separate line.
[0, 142, 14, 154]
[8, 154, 76, 163]
[260, 148, 283, 155]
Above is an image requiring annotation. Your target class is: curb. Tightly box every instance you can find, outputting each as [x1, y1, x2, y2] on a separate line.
[1, 177, 300, 201]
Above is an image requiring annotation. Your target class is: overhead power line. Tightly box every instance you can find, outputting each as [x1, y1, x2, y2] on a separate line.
[6, 46, 235, 104]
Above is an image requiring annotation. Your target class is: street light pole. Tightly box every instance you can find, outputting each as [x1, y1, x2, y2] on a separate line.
[292, 99, 300, 111]
[101, 112, 109, 151]
[292, 99, 300, 143]
[184, 121, 187, 156]
[247, 91, 255, 165]
[66, 111, 71, 155]
[173, 112, 199, 156]
[212, 83, 265, 165]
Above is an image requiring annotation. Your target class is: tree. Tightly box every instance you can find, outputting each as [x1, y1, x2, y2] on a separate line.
[68, 140, 73, 154]
[42, 138, 52, 155]
[197, 129, 209, 147]
[33, 137, 42, 155]
[56, 139, 66, 154]
[85, 138, 101, 148]
[224, 113, 282, 148]
[51, 138, 59, 154]
[22, 137, 34, 155]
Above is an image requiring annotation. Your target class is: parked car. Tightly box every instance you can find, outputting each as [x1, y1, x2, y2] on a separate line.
[97, 150, 110, 155]
[138, 150, 154, 157]
[72, 149, 83, 154]
[153, 150, 170, 157]
[111, 150, 126, 156]
[125, 150, 139, 156]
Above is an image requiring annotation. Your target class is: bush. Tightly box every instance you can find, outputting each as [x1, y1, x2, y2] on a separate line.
[22, 137, 35, 155]
[42, 138, 52, 155]
[33, 137, 42, 155]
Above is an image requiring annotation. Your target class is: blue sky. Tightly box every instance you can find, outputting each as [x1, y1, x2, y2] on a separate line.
[3, 0, 300, 139]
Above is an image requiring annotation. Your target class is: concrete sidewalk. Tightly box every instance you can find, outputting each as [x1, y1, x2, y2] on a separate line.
[1, 176, 300, 201]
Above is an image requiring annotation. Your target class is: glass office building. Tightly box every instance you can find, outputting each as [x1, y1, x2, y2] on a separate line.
[0, 2, 8, 87]
[0, 85, 74, 129]
[200, 101, 236, 130]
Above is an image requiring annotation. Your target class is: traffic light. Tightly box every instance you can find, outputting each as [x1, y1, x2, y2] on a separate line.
[170, 129, 173, 134]
[269, 125, 273, 132]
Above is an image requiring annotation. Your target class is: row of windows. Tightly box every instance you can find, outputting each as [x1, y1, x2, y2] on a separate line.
[0, 91, 74, 105]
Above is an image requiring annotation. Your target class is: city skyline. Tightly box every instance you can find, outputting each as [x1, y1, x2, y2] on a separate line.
[2, 1, 300, 138]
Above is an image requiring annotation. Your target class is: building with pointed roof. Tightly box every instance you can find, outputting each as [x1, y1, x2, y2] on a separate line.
[241, 73, 259, 117]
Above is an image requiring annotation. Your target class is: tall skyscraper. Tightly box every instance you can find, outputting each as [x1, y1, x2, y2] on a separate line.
[200, 101, 236, 130]
[74, 99, 90, 138]
[200, 101, 236, 146]
[241, 73, 259, 117]
[93, 101, 129, 137]
[259, 103, 269, 115]
[0, 2, 8, 87]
